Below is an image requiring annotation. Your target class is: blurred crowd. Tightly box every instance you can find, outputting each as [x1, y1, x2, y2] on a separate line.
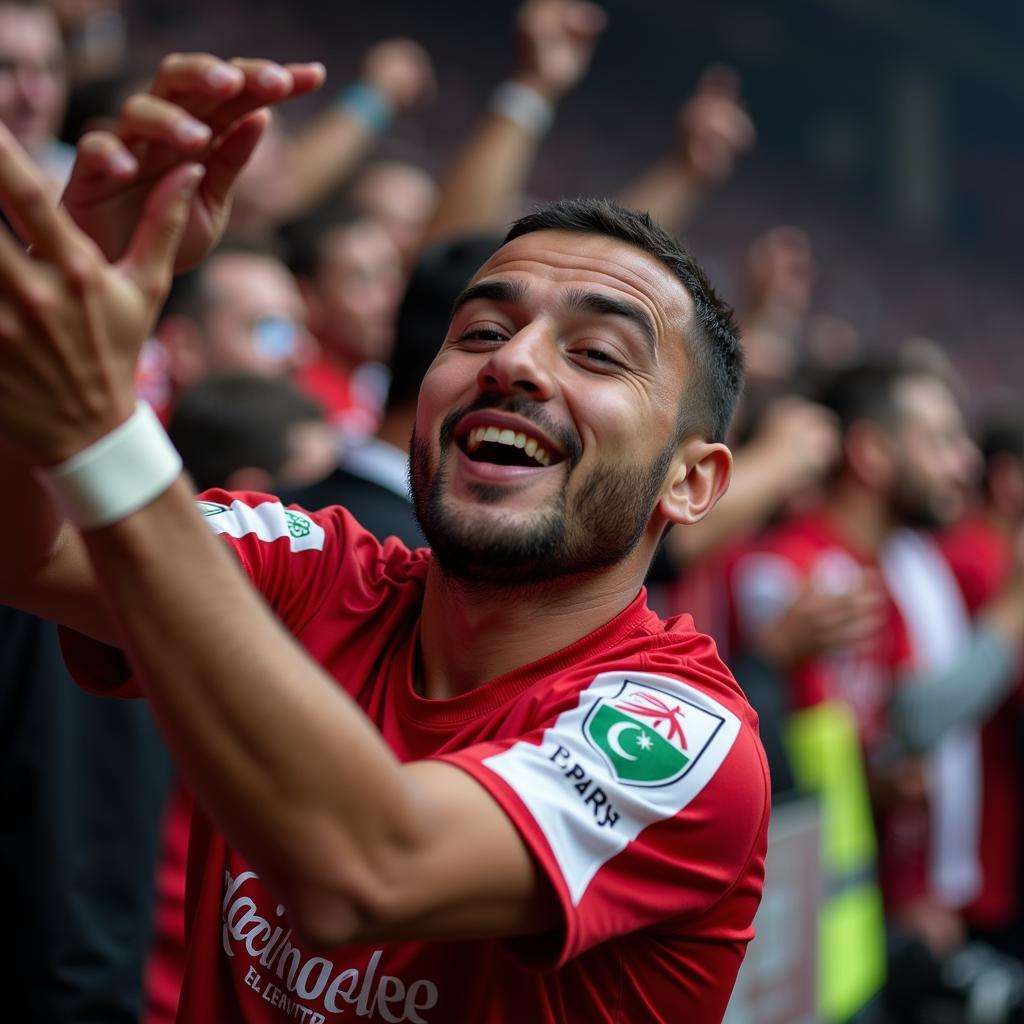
[2, 1, 1023, 1022]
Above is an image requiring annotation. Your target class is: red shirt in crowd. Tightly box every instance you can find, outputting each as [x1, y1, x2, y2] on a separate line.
[62, 492, 769, 1024]
[940, 514, 1024, 931]
[730, 510, 928, 910]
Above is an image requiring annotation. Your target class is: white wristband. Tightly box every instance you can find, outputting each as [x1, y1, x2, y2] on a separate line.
[490, 80, 554, 137]
[35, 401, 183, 530]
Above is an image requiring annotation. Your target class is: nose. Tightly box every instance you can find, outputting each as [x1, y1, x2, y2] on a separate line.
[475, 324, 556, 400]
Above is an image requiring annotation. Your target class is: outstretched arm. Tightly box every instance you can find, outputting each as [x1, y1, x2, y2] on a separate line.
[425, 0, 606, 243]
[269, 38, 436, 227]
[617, 67, 754, 234]
[0, 124, 557, 946]
[0, 55, 324, 641]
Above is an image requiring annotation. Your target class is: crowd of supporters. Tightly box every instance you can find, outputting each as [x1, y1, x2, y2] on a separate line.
[1, 1, 1022, 1022]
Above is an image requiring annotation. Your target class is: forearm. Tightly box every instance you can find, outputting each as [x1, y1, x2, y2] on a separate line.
[82, 476, 425, 939]
[891, 625, 1018, 753]
[665, 442, 791, 566]
[426, 111, 543, 243]
[616, 158, 703, 234]
[278, 109, 377, 222]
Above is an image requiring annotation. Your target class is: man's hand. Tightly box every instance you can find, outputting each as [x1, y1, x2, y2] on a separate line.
[675, 67, 755, 186]
[0, 120, 201, 465]
[515, 0, 607, 101]
[61, 54, 325, 272]
[360, 38, 436, 112]
[755, 572, 887, 668]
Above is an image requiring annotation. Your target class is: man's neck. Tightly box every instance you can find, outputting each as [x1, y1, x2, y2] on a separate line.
[418, 552, 650, 700]
[823, 480, 893, 556]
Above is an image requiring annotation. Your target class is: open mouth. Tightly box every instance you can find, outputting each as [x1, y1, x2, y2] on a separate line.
[457, 424, 562, 469]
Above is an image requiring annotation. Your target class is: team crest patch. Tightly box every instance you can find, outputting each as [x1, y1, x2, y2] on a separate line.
[584, 679, 726, 787]
[284, 509, 312, 538]
[196, 500, 228, 517]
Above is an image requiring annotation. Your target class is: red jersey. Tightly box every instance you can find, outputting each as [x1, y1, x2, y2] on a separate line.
[731, 511, 911, 748]
[730, 511, 928, 909]
[940, 515, 1024, 930]
[61, 491, 769, 1024]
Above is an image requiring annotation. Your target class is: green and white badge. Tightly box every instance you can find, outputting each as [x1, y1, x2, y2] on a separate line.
[584, 679, 725, 787]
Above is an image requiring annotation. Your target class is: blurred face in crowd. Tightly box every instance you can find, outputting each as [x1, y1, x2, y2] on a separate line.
[349, 161, 439, 263]
[0, 1, 66, 158]
[202, 253, 312, 377]
[309, 219, 404, 367]
[888, 375, 978, 529]
[228, 115, 294, 235]
[410, 229, 706, 586]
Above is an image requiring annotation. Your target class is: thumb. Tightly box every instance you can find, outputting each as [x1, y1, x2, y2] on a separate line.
[122, 162, 205, 297]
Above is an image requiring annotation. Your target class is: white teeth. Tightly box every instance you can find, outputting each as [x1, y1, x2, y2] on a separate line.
[464, 424, 555, 466]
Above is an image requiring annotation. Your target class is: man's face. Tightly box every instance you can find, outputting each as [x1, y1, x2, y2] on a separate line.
[202, 254, 312, 377]
[0, 4, 65, 159]
[349, 161, 439, 263]
[312, 221, 404, 366]
[889, 376, 978, 529]
[410, 229, 694, 586]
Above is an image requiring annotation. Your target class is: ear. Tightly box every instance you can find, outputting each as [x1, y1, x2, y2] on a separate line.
[845, 420, 895, 489]
[155, 315, 208, 391]
[659, 439, 733, 526]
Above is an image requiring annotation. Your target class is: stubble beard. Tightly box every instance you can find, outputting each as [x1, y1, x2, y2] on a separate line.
[409, 416, 676, 589]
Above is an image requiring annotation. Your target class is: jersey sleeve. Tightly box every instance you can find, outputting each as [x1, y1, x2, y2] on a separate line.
[59, 489, 418, 698]
[435, 669, 770, 968]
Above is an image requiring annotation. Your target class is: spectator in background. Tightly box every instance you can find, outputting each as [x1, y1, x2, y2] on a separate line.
[732, 360, 1024, 1021]
[348, 156, 439, 267]
[142, 239, 314, 418]
[284, 207, 404, 439]
[284, 234, 503, 549]
[940, 417, 1024, 960]
[0, 0, 74, 190]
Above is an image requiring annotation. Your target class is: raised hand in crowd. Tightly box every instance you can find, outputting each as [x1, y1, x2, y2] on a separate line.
[618, 66, 755, 234]
[426, 0, 606, 241]
[752, 572, 887, 669]
[666, 396, 841, 566]
[60, 54, 325, 270]
[740, 225, 816, 382]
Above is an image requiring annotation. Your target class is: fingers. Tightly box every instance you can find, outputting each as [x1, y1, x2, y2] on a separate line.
[72, 131, 140, 184]
[150, 53, 247, 105]
[149, 53, 324, 137]
[201, 110, 270, 211]
[120, 93, 213, 152]
[122, 163, 205, 300]
[0, 121, 88, 262]
[695, 65, 742, 100]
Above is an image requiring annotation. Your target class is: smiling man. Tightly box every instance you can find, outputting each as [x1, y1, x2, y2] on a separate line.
[0, 55, 767, 1024]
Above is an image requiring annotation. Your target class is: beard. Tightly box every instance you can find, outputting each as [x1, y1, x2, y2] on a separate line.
[410, 397, 676, 588]
[890, 469, 964, 531]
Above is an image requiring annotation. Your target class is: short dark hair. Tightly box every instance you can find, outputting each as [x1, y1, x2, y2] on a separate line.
[817, 359, 941, 435]
[280, 205, 372, 281]
[169, 374, 326, 491]
[389, 234, 503, 409]
[504, 198, 743, 443]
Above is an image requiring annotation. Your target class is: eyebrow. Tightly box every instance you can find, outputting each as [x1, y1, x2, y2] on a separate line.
[450, 279, 527, 317]
[450, 279, 659, 360]
[563, 288, 658, 360]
